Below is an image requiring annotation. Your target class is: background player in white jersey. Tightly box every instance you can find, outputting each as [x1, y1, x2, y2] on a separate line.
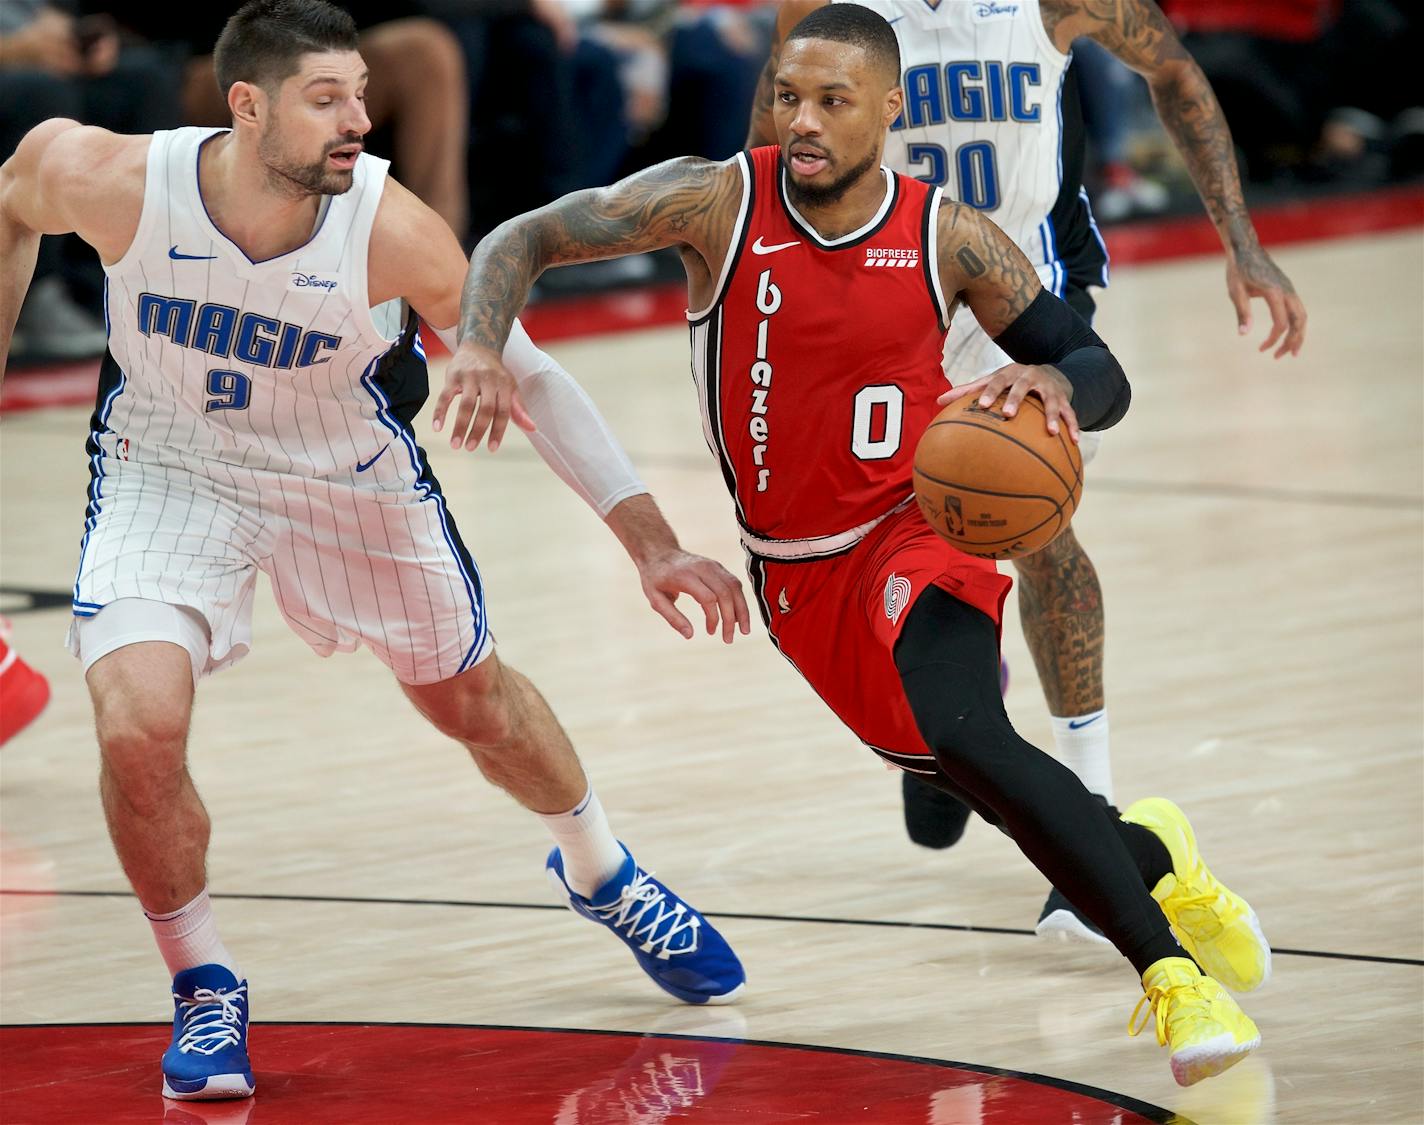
[749, 0, 1307, 944]
[0, 0, 750, 1103]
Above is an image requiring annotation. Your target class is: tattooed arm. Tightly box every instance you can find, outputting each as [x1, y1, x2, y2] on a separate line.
[457, 156, 742, 359]
[746, 0, 825, 148]
[1040, 0, 1305, 357]
[937, 202, 1129, 436]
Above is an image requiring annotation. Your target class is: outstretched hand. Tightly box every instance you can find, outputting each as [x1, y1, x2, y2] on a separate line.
[1227, 244, 1307, 358]
[432, 341, 537, 452]
[637, 549, 752, 644]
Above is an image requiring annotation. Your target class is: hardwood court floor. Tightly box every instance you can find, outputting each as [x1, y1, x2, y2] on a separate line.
[2, 230, 1421, 1123]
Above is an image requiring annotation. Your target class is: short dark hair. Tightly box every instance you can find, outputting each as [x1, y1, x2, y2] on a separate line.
[784, 3, 901, 85]
[213, 0, 360, 96]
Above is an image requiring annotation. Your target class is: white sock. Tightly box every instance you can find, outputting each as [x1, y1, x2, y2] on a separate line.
[1050, 710, 1114, 804]
[144, 888, 240, 980]
[539, 787, 627, 899]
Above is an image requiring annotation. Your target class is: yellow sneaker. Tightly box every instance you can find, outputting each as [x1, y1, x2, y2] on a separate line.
[1122, 797, 1271, 992]
[1131, 957, 1261, 1086]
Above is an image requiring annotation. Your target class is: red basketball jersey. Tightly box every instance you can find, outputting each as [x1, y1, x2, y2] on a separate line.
[689, 145, 953, 558]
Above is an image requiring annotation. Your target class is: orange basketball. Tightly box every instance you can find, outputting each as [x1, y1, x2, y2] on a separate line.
[913, 394, 1083, 560]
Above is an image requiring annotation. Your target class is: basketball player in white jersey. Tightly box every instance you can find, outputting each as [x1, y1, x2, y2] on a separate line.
[749, 0, 1307, 944]
[0, 0, 750, 1102]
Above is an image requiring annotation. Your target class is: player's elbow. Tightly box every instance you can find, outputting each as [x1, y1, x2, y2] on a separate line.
[1147, 55, 1209, 104]
[1091, 370, 1131, 432]
[1055, 345, 1130, 431]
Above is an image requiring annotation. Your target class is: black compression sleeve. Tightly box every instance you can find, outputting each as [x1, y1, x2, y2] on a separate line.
[991, 289, 1131, 430]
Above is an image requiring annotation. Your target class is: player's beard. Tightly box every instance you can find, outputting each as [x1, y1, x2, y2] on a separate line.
[783, 147, 880, 209]
[258, 126, 357, 198]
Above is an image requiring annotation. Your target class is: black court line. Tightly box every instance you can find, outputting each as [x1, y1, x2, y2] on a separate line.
[0, 1021, 1191, 1124]
[3, 887, 1419, 968]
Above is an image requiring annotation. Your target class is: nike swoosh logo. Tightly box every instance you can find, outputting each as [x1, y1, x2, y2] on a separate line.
[886, 14, 905, 24]
[1067, 715, 1104, 730]
[752, 237, 801, 256]
[355, 444, 390, 472]
[168, 245, 217, 261]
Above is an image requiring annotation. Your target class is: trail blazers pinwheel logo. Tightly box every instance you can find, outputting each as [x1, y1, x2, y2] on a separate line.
[884, 573, 913, 625]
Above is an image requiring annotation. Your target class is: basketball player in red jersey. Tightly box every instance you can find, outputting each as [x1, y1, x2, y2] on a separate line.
[450, 4, 1269, 1086]
[748, 2, 1307, 949]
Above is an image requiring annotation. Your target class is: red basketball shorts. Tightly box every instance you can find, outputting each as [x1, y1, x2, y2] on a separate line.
[746, 503, 1012, 772]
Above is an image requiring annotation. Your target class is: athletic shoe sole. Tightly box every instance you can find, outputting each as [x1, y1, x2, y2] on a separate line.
[1171, 1031, 1261, 1087]
[1034, 907, 1116, 948]
[162, 1073, 255, 1100]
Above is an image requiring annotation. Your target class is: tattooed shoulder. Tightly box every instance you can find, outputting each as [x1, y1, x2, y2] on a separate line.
[937, 201, 1043, 336]
[1037, 0, 1074, 46]
[1039, 0, 1190, 68]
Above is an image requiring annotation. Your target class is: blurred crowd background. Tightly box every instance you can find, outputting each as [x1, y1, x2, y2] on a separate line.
[2, 0, 1420, 368]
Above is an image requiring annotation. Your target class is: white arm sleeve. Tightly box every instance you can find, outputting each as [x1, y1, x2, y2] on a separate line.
[434, 319, 646, 517]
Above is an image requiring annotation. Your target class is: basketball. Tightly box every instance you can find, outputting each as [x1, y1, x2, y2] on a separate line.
[912, 394, 1083, 560]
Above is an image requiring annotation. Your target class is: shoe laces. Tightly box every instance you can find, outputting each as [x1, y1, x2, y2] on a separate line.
[1172, 885, 1230, 935]
[1128, 977, 1204, 1047]
[173, 983, 247, 1055]
[588, 869, 701, 960]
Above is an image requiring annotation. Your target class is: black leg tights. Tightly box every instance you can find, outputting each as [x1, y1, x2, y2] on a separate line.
[896, 587, 1185, 976]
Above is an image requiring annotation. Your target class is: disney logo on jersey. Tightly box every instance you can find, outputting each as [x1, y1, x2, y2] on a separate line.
[290, 272, 339, 291]
[864, 247, 920, 269]
[974, 2, 1020, 19]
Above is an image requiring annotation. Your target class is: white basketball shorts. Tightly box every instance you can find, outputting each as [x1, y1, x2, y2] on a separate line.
[67, 448, 493, 685]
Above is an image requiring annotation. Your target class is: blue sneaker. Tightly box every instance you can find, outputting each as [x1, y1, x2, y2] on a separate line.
[161, 965, 254, 1100]
[546, 845, 745, 1005]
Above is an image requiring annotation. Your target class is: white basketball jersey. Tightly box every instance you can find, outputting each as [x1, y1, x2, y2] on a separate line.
[842, 0, 1105, 296]
[99, 127, 410, 478]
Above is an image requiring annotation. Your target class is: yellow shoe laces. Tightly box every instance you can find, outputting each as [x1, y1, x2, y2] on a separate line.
[1127, 985, 1173, 1048]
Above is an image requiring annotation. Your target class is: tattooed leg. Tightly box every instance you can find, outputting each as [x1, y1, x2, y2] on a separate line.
[1013, 526, 1104, 719]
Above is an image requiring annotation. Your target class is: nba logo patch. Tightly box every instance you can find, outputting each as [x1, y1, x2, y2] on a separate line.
[884, 573, 913, 625]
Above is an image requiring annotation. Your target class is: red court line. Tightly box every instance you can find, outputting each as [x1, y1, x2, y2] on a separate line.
[4, 184, 1419, 415]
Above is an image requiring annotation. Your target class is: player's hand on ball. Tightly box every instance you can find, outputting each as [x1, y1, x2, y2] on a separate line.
[938, 364, 1080, 441]
[433, 341, 537, 452]
[638, 549, 752, 644]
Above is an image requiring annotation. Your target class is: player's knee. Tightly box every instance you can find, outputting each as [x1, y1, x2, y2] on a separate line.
[1012, 525, 1087, 576]
[412, 664, 515, 749]
[95, 695, 190, 765]
[899, 665, 1023, 792]
[455, 693, 514, 749]
[97, 711, 190, 813]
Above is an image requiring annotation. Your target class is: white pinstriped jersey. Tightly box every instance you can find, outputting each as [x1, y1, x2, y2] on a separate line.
[835, 0, 1108, 390]
[70, 127, 492, 685]
[844, 0, 1078, 293]
[100, 126, 406, 478]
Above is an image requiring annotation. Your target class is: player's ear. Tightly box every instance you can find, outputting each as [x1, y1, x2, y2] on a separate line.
[227, 80, 264, 129]
[883, 84, 903, 130]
